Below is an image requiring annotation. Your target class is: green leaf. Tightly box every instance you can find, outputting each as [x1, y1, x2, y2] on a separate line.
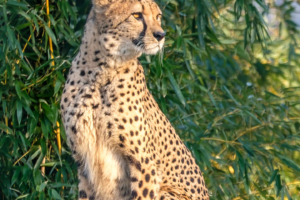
[269, 169, 278, 185]
[275, 174, 282, 197]
[41, 102, 56, 124]
[15, 194, 29, 200]
[54, 78, 62, 95]
[6, 1, 29, 8]
[279, 156, 300, 172]
[40, 162, 57, 167]
[15, 81, 22, 99]
[11, 167, 21, 186]
[165, 67, 186, 106]
[161, 77, 167, 97]
[285, 186, 293, 200]
[33, 152, 45, 171]
[51, 189, 63, 200]
[0, 121, 13, 134]
[44, 25, 57, 46]
[38, 181, 48, 192]
[16, 100, 23, 125]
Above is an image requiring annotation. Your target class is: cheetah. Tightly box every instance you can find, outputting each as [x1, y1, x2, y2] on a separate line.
[60, 0, 210, 199]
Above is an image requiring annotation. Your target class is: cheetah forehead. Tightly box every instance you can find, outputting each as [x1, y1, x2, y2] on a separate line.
[93, 0, 161, 14]
[93, 0, 155, 6]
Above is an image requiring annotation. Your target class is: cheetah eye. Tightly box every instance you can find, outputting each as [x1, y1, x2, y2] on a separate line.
[132, 12, 143, 20]
[156, 14, 162, 21]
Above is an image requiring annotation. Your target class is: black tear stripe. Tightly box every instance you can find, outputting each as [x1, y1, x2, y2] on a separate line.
[132, 18, 147, 47]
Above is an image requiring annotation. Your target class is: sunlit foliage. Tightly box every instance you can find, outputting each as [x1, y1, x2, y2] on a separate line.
[0, 0, 300, 199]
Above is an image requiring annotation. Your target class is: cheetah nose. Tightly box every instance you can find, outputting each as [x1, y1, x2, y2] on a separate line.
[153, 31, 166, 41]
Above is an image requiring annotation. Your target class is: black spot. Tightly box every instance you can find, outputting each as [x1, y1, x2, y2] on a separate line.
[139, 181, 143, 188]
[131, 177, 138, 182]
[130, 190, 138, 199]
[94, 50, 100, 55]
[149, 190, 154, 199]
[118, 125, 125, 130]
[79, 190, 87, 198]
[77, 112, 84, 118]
[98, 62, 106, 66]
[135, 161, 142, 171]
[130, 131, 134, 136]
[107, 122, 112, 129]
[80, 70, 85, 76]
[92, 104, 99, 109]
[104, 79, 111, 86]
[71, 126, 77, 134]
[119, 134, 125, 142]
[83, 94, 92, 98]
[143, 188, 148, 198]
[145, 174, 150, 182]
[151, 169, 155, 175]
[93, 57, 100, 62]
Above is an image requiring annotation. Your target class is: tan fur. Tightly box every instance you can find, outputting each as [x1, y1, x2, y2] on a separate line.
[60, 0, 209, 199]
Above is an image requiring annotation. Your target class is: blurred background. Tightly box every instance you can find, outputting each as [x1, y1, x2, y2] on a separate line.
[0, 0, 300, 199]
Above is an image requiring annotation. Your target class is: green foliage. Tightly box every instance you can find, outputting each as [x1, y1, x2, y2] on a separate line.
[1, 0, 300, 199]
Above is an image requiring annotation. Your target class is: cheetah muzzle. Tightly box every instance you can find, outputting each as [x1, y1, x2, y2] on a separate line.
[60, 0, 210, 199]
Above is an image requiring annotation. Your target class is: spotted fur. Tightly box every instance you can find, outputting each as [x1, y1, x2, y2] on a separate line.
[60, 0, 209, 199]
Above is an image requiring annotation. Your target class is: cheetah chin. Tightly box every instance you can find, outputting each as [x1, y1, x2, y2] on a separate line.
[60, 0, 209, 199]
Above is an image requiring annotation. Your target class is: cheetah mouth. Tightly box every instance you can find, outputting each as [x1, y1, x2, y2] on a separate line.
[131, 37, 164, 55]
[143, 45, 163, 55]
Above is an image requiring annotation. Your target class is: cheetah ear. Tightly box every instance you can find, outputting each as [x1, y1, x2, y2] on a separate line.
[92, 0, 118, 7]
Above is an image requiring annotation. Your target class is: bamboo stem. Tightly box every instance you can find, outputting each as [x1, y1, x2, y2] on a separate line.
[46, 0, 61, 157]
[46, 0, 55, 66]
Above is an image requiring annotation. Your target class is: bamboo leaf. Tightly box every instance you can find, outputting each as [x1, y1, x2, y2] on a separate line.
[44, 24, 57, 46]
[165, 67, 186, 106]
[16, 100, 23, 125]
[51, 189, 63, 200]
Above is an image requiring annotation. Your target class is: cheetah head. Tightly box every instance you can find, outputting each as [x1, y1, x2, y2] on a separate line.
[90, 0, 165, 60]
